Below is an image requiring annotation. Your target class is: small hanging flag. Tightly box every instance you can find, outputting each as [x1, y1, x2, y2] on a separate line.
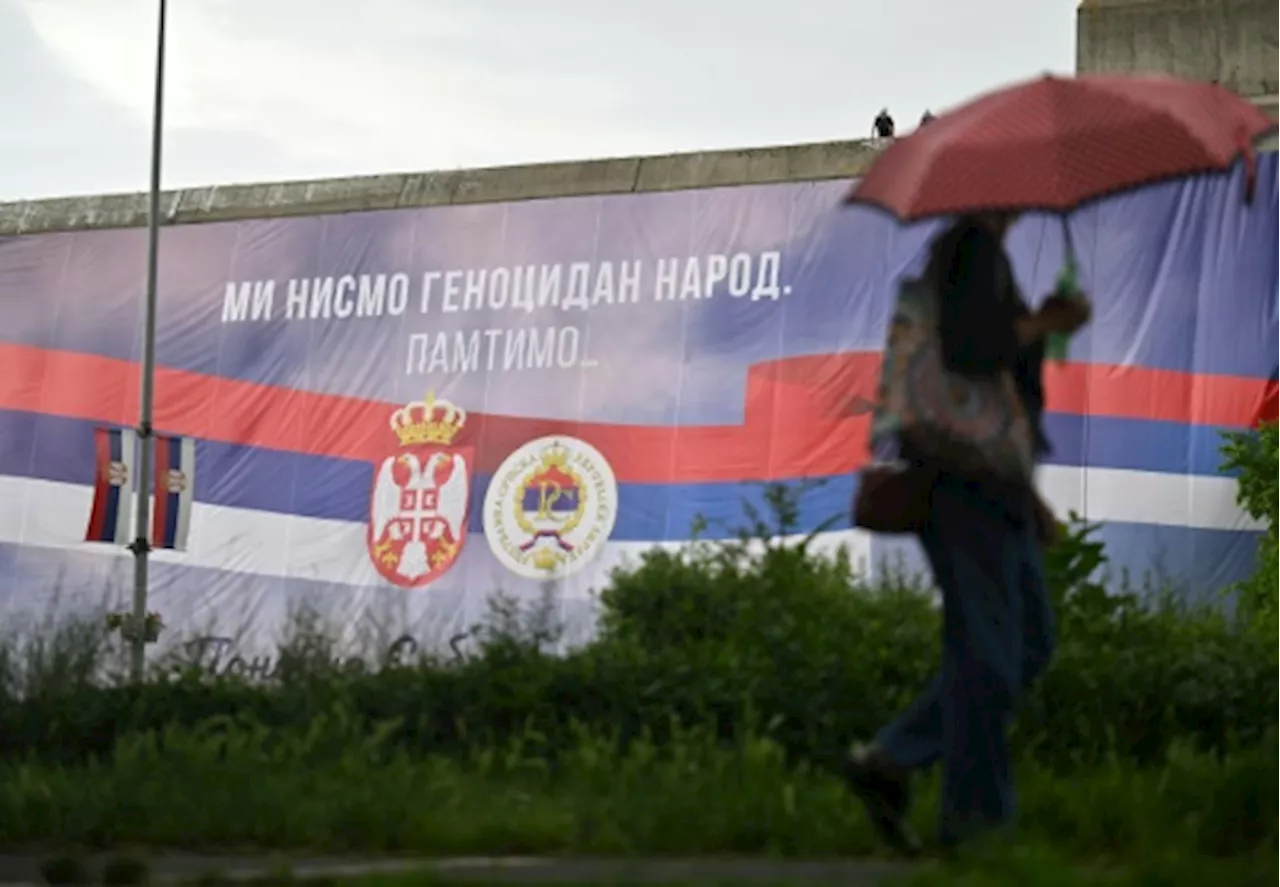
[85, 427, 137, 545]
[152, 434, 196, 552]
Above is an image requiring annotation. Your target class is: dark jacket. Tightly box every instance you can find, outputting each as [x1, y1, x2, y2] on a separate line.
[929, 218, 1050, 458]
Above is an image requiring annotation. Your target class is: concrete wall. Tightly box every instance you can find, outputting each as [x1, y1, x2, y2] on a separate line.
[1077, 0, 1278, 103]
[0, 139, 886, 236]
[3, 125, 1272, 239]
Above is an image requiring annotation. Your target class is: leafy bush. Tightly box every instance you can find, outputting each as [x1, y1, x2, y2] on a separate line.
[1221, 421, 1279, 628]
[0, 481, 1274, 775]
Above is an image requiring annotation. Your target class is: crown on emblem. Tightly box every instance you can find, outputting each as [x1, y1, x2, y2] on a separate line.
[539, 440, 570, 468]
[389, 391, 467, 447]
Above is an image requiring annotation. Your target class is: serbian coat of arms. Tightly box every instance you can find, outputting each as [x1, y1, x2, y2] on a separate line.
[367, 391, 472, 588]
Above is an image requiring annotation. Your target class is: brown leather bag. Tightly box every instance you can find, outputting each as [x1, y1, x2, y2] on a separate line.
[855, 456, 1060, 545]
[852, 462, 934, 534]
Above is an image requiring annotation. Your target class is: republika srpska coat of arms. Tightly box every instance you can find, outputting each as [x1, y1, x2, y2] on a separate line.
[367, 392, 472, 588]
[482, 435, 618, 580]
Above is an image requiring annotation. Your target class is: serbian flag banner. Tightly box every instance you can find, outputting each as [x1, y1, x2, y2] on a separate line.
[152, 435, 196, 552]
[85, 427, 137, 545]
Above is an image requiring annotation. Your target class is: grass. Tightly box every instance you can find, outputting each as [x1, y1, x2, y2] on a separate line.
[1, 716, 1274, 883]
[8, 721, 879, 855]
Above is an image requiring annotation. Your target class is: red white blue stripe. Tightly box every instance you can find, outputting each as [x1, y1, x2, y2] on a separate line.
[151, 434, 196, 552]
[84, 427, 136, 545]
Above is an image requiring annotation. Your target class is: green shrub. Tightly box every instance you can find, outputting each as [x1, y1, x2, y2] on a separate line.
[0, 481, 1274, 777]
[596, 483, 937, 765]
[1221, 421, 1279, 628]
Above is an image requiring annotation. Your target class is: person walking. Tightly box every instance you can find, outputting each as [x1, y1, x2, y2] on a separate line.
[843, 211, 1091, 855]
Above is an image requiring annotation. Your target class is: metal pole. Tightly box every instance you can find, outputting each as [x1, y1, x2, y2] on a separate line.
[129, 0, 169, 683]
[1060, 214, 1088, 529]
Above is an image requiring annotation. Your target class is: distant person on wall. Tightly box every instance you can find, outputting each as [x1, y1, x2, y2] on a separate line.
[842, 212, 1091, 856]
[919, 110, 937, 127]
[873, 108, 896, 139]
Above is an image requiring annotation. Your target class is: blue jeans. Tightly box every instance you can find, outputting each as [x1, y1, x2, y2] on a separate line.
[874, 473, 1055, 844]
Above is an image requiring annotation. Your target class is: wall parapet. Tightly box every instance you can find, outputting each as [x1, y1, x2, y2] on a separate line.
[0, 138, 889, 236]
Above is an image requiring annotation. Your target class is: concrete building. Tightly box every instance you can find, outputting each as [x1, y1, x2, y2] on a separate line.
[1077, 0, 1278, 118]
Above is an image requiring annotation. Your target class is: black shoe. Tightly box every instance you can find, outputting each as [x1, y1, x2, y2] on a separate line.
[841, 743, 923, 858]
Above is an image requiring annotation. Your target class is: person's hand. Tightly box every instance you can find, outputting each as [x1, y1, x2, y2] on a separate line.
[1037, 293, 1091, 336]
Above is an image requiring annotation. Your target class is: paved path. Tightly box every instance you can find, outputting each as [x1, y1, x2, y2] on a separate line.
[0, 854, 918, 885]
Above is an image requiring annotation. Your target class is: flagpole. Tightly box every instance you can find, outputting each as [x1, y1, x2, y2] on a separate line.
[129, 0, 168, 683]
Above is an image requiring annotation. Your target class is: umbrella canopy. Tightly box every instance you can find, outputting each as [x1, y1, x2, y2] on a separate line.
[844, 74, 1277, 221]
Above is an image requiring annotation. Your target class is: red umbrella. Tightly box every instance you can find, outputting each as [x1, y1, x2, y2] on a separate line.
[844, 73, 1276, 220]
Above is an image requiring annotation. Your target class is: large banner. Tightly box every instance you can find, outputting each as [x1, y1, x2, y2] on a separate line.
[1, 157, 1276, 657]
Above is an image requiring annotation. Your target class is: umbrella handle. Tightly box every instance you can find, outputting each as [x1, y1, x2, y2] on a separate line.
[1055, 216, 1080, 298]
[1047, 215, 1081, 364]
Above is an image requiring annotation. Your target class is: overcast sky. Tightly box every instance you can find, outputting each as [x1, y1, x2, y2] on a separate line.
[0, 0, 1080, 201]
